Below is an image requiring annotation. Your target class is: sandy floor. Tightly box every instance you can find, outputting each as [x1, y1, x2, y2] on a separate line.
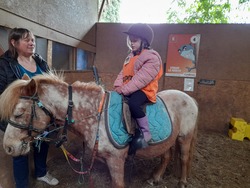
[28, 130, 250, 188]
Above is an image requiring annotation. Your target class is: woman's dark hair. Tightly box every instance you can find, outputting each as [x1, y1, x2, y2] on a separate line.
[8, 28, 32, 59]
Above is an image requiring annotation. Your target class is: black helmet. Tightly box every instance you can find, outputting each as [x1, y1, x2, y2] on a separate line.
[124, 24, 154, 45]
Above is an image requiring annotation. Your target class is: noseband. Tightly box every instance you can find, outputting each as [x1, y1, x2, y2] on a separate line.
[7, 95, 55, 137]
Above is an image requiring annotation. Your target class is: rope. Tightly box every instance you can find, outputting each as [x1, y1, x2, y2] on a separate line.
[78, 155, 85, 184]
[58, 92, 106, 186]
[60, 145, 90, 175]
[34, 131, 49, 152]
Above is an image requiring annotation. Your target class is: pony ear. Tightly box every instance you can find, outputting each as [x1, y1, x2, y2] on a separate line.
[22, 73, 30, 80]
[21, 79, 37, 96]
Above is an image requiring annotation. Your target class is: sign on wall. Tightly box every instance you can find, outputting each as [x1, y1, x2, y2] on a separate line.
[165, 34, 201, 77]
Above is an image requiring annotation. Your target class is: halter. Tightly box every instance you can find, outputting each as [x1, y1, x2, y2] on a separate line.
[7, 95, 56, 137]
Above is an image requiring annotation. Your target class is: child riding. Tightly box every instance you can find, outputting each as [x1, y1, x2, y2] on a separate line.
[114, 23, 163, 148]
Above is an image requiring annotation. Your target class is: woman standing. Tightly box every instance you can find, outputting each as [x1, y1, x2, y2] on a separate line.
[0, 28, 59, 187]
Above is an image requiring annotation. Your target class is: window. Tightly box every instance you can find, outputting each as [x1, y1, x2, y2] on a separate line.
[35, 37, 48, 62]
[0, 26, 9, 55]
[76, 48, 95, 70]
[52, 41, 74, 70]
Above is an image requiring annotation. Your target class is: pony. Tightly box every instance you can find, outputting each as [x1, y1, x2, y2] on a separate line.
[0, 73, 198, 188]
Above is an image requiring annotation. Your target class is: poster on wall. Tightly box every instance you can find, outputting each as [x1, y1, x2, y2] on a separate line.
[165, 34, 201, 77]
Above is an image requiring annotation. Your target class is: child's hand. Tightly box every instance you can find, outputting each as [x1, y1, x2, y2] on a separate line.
[115, 86, 122, 94]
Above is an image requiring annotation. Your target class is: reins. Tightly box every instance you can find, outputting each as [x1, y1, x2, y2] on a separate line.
[37, 85, 106, 182]
[54, 85, 74, 147]
[58, 91, 105, 184]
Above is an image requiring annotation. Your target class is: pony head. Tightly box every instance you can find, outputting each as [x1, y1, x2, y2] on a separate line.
[0, 75, 58, 156]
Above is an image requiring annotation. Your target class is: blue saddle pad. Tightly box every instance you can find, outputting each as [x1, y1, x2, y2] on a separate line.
[104, 91, 172, 149]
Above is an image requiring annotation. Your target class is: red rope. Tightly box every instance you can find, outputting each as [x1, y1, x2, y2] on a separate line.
[60, 92, 105, 184]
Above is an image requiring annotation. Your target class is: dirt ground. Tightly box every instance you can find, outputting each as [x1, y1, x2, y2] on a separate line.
[27, 130, 250, 188]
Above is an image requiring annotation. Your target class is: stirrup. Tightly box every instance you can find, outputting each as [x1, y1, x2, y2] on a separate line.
[128, 129, 148, 155]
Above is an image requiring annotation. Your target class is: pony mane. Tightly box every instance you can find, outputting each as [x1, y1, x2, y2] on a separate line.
[32, 72, 65, 85]
[71, 80, 104, 94]
[0, 72, 66, 120]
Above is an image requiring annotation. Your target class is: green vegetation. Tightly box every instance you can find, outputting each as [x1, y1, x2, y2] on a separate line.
[98, 0, 121, 22]
[98, 0, 249, 23]
[166, 0, 231, 23]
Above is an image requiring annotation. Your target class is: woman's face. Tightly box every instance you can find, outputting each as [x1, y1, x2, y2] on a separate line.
[12, 33, 35, 57]
[129, 35, 142, 52]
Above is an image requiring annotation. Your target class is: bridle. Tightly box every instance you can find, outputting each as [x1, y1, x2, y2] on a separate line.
[7, 85, 107, 178]
[7, 95, 56, 137]
[7, 86, 75, 147]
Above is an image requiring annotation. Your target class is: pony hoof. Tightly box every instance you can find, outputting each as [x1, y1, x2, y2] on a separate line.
[178, 181, 187, 188]
[147, 179, 154, 186]
[147, 179, 158, 186]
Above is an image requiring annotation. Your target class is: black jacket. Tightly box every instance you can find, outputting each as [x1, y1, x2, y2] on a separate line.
[0, 50, 50, 94]
[0, 50, 50, 131]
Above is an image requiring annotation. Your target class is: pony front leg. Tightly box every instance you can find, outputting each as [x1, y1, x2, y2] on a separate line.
[106, 156, 126, 188]
[147, 148, 172, 186]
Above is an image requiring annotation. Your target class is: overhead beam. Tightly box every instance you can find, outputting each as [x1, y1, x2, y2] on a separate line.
[0, 8, 96, 53]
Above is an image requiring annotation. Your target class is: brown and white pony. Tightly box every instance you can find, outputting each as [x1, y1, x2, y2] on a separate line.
[0, 73, 198, 188]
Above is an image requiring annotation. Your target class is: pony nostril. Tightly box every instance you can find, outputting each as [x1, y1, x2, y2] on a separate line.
[5, 146, 14, 155]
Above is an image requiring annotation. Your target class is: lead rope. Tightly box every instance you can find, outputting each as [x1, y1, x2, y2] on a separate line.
[78, 154, 84, 184]
[60, 92, 105, 187]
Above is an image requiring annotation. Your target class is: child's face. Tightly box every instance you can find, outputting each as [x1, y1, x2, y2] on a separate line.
[129, 35, 142, 52]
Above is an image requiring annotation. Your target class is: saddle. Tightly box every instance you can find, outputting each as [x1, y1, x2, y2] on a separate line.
[104, 91, 172, 150]
[122, 97, 158, 154]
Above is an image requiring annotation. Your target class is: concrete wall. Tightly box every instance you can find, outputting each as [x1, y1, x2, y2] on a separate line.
[0, 0, 97, 52]
[95, 23, 250, 133]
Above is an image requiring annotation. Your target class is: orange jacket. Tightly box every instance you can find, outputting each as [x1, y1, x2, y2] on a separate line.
[114, 49, 163, 103]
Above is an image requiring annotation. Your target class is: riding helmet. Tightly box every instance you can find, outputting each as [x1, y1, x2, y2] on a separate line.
[124, 24, 154, 45]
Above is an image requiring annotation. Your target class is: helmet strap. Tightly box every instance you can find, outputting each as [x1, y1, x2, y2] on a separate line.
[132, 40, 150, 56]
[141, 40, 150, 50]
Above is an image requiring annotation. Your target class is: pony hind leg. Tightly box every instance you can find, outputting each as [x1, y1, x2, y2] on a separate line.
[147, 148, 173, 186]
[176, 133, 194, 188]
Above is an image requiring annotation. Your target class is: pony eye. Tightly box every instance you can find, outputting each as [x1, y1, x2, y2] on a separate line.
[14, 114, 23, 118]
